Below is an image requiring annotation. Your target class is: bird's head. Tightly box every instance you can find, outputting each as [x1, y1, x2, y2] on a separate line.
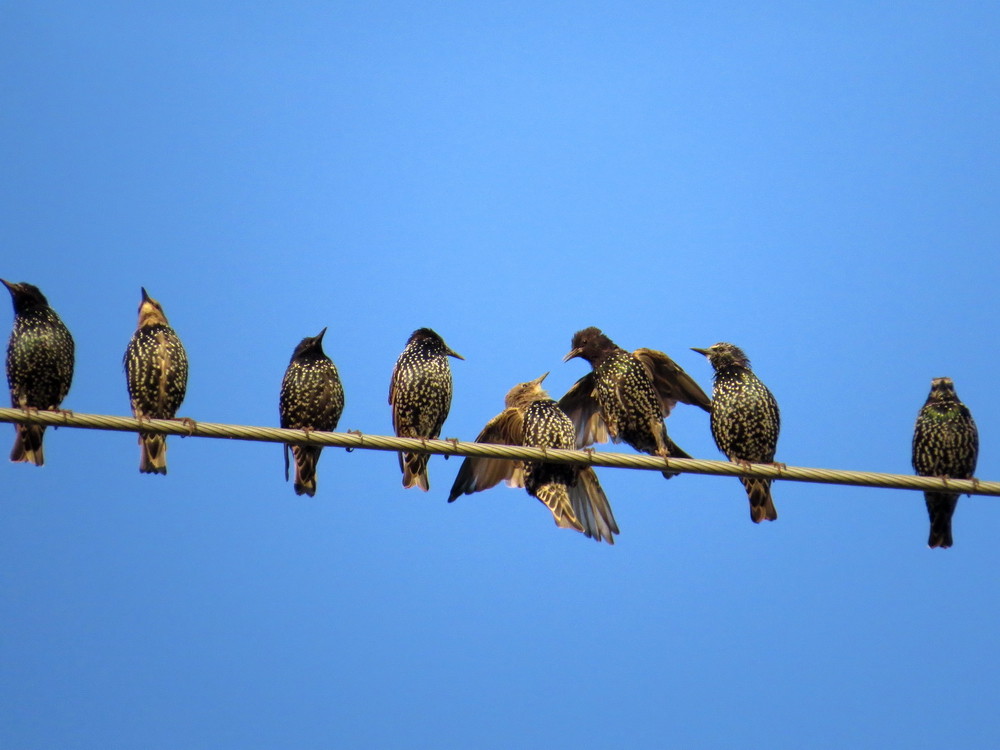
[504, 372, 549, 409]
[691, 342, 750, 370]
[564, 327, 614, 365]
[1, 279, 49, 314]
[137, 287, 170, 328]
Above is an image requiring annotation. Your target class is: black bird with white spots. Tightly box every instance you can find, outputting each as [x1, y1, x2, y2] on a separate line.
[124, 288, 189, 474]
[692, 342, 780, 523]
[279, 328, 345, 497]
[2, 279, 75, 466]
[912, 377, 978, 549]
[560, 327, 710, 477]
[389, 328, 463, 491]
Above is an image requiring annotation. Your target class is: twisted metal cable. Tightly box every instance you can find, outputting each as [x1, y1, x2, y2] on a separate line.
[0, 407, 995, 496]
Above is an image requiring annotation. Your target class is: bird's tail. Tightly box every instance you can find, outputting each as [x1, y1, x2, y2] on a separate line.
[740, 476, 778, 523]
[534, 482, 584, 532]
[139, 433, 168, 474]
[10, 423, 45, 466]
[291, 445, 322, 497]
[400, 451, 430, 491]
[568, 468, 620, 544]
[925, 492, 958, 549]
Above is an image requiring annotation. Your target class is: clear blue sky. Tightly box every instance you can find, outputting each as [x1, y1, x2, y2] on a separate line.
[3, 2, 999, 748]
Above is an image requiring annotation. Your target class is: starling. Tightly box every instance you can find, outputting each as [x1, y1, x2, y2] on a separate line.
[912, 377, 978, 549]
[448, 373, 619, 543]
[560, 327, 711, 477]
[692, 343, 780, 523]
[279, 328, 345, 497]
[124, 288, 189, 474]
[2, 280, 75, 466]
[389, 327, 463, 491]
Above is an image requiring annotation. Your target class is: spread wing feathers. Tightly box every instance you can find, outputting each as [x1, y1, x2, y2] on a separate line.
[447, 408, 526, 501]
[568, 467, 620, 544]
[633, 348, 713, 414]
[557, 373, 610, 448]
[534, 483, 584, 532]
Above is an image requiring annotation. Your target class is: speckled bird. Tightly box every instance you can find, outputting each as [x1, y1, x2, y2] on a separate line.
[912, 377, 978, 549]
[389, 328, 463, 491]
[560, 327, 711, 477]
[279, 328, 345, 497]
[124, 288, 189, 474]
[2, 280, 75, 466]
[448, 373, 619, 543]
[692, 343, 780, 523]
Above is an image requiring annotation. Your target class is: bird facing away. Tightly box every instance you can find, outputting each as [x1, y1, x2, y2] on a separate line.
[279, 328, 345, 497]
[124, 288, 189, 474]
[448, 373, 619, 544]
[692, 343, 780, 523]
[912, 377, 978, 549]
[559, 327, 711, 478]
[2, 279, 75, 466]
[389, 328, 463, 491]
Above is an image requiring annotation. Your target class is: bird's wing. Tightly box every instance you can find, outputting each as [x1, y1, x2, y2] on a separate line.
[567, 467, 620, 544]
[447, 408, 526, 501]
[557, 372, 610, 448]
[634, 348, 713, 414]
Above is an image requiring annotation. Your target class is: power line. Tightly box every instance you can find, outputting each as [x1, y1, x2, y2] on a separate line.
[0, 407, 994, 496]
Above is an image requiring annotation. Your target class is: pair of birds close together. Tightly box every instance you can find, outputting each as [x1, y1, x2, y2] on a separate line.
[4, 280, 980, 549]
[3, 281, 187, 474]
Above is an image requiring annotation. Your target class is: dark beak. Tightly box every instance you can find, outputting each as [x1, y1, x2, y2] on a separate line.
[690, 347, 710, 356]
[316, 327, 328, 343]
[141, 287, 151, 302]
[563, 347, 583, 362]
[447, 347, 465, 360]
[532, 372, 549, 385]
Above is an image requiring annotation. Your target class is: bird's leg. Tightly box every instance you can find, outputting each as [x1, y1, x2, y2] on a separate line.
[175, 416, 197, 436]
[444, 436, 460, 459]
[770, 461, 787, 475]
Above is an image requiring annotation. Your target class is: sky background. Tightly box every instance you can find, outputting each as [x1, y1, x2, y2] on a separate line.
[2, 2, 999, 748]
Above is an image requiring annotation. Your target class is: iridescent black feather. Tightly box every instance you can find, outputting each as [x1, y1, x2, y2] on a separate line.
[912, 377, 978, 549]
[279, 328, 345, 497]
[692, 343, 780, 523]
[389, 328, 463, 491]
[2, 280, 75, 466]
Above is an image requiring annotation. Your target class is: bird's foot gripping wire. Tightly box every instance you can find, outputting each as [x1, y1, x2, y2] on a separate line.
[176, 417, 198, 436]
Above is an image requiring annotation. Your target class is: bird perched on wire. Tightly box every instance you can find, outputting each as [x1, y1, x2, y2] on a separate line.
[389, 327, 463, 491]
[560, 327, 710, 477]
[692, 343, 780, 523]
[124, 288, 189, 474]
[2, 280, 75, 466]
[912, 377, 978, 549]
[279, 328, 345, 497]
[449, 373, 619, 544]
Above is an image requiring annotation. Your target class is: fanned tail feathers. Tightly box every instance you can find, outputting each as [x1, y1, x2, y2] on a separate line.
[568, 467, 620, 544]
[11, 423, 45, 466]
[534, 483, 583, 532]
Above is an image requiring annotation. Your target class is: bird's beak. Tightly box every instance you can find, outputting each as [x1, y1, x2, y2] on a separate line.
[448, 347, 465, 360]
[690, 347, 710, 356]
[532, 372, 549, 385]
[141, 287, 151, 302]
[0, 279, 12, 293]
[316, 327, 328, 342]
[563, 348, 583, 362]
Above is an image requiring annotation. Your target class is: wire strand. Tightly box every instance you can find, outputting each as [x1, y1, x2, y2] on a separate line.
[0, 407, 994, 496]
